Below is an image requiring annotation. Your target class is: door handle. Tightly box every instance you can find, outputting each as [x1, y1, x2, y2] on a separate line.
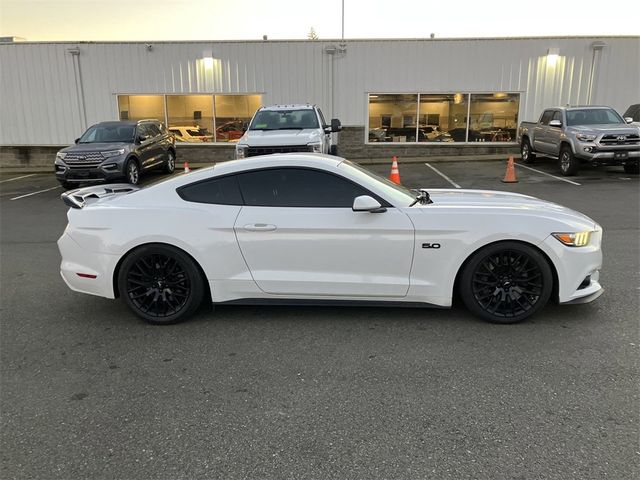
[243, 223, 277, 232]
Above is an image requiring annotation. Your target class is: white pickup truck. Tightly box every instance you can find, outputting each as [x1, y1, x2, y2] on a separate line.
[235, 104, 342, 159]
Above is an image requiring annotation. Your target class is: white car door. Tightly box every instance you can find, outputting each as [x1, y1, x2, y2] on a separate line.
[233, 167, 415, 297]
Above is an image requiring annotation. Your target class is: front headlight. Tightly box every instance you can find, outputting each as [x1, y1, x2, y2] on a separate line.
[552, 231, 592, 247]
[56, 152, 67, 160]
[308, 142, 322, 153]
[576, 133, 597, 142]
[236, 145, 248, 159]
[101, 148, 125, 158]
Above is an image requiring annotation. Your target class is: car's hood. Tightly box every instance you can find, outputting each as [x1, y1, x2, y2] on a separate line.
[61, 142, 130, 153]
[239, 129, 322, 146]
[569, 124, 639, 135]
[410, 189, 598, 229]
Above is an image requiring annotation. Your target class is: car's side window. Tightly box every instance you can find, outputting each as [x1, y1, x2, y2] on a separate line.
[317, 108, 327, 127]
[236, 168, 373, 208]
[177, 175, 243, 205]
[147, 123, 161, 137]
[137, 124, 151, 139]
[539, 110, 554, 125]
[551, 111, 562, 125]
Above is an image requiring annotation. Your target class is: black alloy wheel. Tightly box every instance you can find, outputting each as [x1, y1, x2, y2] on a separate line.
[118, 244, 204, 324]
[521, 138, 536, 164]
[460, 242, 552, 324]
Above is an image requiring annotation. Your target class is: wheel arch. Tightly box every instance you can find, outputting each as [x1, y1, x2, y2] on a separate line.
[452, 239, 559, 304]
[112, 242, 212, 303]
[559, 140, 575, 155]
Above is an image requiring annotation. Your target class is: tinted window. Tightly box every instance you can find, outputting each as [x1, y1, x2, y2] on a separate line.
[551, 111, 562, 124]
[178, 175, 243, 205]
[137, 124, 152, 138]
[79, 124, 135, 143]
[539, 110, 554, 125]
[237, 168, 370, 207]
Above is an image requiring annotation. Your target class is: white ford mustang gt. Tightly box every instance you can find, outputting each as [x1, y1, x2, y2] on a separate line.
[58, 154, 603, 325]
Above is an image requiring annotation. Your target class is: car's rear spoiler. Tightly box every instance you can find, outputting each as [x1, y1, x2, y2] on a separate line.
[60, 184, 140, 209]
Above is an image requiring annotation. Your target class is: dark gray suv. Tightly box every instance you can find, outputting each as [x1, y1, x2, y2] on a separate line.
[55, 120, 176, 189]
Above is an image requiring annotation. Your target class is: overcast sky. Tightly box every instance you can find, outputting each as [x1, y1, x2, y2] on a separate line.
[1, 0, 639, 41]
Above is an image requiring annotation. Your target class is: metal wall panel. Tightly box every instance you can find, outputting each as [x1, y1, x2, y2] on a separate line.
[1, 37, 638, 145]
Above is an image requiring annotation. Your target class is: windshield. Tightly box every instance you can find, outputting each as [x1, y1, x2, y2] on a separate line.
[79, 124, 135, 143]
[566, 108, 624, 126]
[339, 160, 416, 207]
[250, 109, 319, 130]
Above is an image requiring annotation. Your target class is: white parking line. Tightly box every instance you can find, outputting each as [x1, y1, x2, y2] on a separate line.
[10, 185, 61, 201]
[424, 163, 461, 188]
[515, 163, 581, 186]
[0, 173, 37, 184]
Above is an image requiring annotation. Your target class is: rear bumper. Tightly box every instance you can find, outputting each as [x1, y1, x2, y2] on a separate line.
[57, 232, 118, 298]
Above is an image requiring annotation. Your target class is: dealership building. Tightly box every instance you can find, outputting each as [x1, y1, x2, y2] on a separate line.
[1, 36, 638, 167]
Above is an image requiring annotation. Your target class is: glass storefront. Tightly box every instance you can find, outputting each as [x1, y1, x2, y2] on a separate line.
[368, 92, 519, 143]
[117, 94, 262, 143]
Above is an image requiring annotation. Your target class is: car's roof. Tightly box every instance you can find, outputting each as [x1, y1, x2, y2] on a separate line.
[258, 104, 316, 111]
[95, 119, 160, 127]
[556, 106, 615, 111]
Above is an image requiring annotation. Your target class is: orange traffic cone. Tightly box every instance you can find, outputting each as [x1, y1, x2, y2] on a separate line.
[501, 156, 518, 183]
[183, 161, 190, 173]
[389, 156, 401, 185]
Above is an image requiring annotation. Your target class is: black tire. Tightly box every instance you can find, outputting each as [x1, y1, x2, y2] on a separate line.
[329, 145, 338, 156]
[164, 150, 176, 174]
[559, 146, 580, 176]
[125, 159, 140, 185]
[59, 181, 76, 190]
[520, 138, 536, 164]
[623, 163, 639, 174]
[459, 241, 553, 324]
[117, 244, 204, 325]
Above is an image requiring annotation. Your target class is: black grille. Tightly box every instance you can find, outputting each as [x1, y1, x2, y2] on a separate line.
[599, 133, 640, 146]
[64, 152, 104, 168]
[247, 145, 314, 157]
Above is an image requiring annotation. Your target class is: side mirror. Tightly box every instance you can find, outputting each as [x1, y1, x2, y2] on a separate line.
[624, 117, 634, 124]
[74, 138, 80, 144]
[352, 195, 386, 213]
[331, 118, 342, 132]
[137, 134, 148, 143]
[549, 119, 562, 128]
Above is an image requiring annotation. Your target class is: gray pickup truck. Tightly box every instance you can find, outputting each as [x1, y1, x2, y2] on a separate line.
[517, 106, 640, 176]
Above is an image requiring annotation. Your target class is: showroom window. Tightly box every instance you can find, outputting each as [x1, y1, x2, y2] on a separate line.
[167, 95, 214, 143]
[117, 94, 262, 143]
[468, 93, 520, 142]
[118, 95, 164, 122]
[367, 93, 519, 144]
[214, 95, 262, 143]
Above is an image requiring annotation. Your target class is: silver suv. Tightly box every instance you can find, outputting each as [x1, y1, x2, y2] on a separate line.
[55, 120, 176, 189]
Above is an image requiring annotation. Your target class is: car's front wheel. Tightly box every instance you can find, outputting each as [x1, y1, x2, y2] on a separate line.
[117, 244, 204, 325]
[164, 151, 176, 174]
[459, 241, 553, 324]
[559, 146, 580, 176]
[125, 159, 140, 185]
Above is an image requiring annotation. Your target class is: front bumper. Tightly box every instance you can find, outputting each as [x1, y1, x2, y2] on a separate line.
[55, 160, 125, 184]
[539, 229, 604, 305]
[576, 144, 640, 166]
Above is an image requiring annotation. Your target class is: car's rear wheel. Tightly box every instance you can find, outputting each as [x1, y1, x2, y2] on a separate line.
[520, 138, 536, 164]
[126, 159, 140, 185]
[623, 163, 639, 174]
[559, 146, 580, 176]
[459, 241, 553, 324]
[117, 244, 204, 325]
[164, 151, 176, 174]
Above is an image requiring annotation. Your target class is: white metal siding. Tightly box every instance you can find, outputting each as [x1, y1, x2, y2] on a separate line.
[1, 37, 638, 145]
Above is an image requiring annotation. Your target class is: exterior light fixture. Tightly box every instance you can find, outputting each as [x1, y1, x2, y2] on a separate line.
[547, 48, 560, 66]
[202, 49, 214, 69]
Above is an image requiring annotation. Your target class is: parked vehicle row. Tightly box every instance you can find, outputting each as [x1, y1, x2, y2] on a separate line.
[518, 106, 640, 176]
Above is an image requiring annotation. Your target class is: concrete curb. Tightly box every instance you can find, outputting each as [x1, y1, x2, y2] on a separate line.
[0, 154, 521, 174]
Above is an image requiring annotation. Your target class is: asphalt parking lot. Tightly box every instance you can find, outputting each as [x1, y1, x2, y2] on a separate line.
[1, 158, 639, 480]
